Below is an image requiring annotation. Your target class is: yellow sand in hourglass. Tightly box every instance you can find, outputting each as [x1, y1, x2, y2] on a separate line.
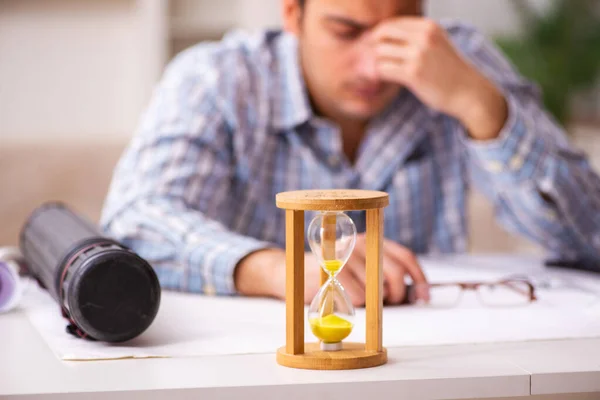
[323, 260, 343, 274]
[310, 314, 353, 343]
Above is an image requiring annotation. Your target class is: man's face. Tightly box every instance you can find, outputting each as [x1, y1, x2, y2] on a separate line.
[283, 0, 422, 122]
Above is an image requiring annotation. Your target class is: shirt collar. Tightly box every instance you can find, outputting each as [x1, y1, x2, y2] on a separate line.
[270, 32, 313, 131]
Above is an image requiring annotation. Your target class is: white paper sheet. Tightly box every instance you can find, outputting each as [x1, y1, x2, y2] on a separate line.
[22, 255, 600, 361]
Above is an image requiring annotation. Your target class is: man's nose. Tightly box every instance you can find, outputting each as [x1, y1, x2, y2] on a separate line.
[355, 43, 379, 82]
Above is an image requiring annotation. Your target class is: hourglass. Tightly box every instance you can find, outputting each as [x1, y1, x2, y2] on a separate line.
[275, 189, 389, 370]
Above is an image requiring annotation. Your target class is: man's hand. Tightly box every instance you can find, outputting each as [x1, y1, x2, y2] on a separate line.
[373, 17, 508, 141]
[333, 233, 429, 306]
[237, 235, 429, 307]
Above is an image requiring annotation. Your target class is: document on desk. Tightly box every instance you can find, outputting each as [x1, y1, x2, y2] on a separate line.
[22, 254, 600, 361]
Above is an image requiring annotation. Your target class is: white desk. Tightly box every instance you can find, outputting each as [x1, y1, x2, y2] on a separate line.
[3, 253, 600, 400]
[1, 308, 600, 400]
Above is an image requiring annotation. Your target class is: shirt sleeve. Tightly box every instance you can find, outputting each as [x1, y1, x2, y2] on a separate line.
[455, 27, 600, 262]
[100, 47, 274, 296]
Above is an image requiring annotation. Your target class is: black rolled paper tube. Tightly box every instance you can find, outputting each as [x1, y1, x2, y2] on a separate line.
[19, 202, 161, 343]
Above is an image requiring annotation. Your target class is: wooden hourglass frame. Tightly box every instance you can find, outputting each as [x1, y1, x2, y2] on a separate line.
[275, 189, 389, 370]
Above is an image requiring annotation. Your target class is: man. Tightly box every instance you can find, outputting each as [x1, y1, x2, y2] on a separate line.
[101, 0, 600, 306]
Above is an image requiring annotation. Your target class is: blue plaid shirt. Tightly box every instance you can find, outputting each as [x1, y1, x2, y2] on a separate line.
[101, 22, 600, 296]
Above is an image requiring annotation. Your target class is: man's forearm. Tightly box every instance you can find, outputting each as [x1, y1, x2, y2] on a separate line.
[235, 249, 285, 298]
[462, 92, 600, 259]
[102, 196, 274, 295]
[455, 71, 509, 142]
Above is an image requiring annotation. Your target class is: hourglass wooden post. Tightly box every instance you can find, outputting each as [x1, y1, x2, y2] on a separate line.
[321, 213, 336, 286]
[275, 189, 389, 370]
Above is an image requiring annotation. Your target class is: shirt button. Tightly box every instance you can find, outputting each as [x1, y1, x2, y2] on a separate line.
[203, 284, 216, 296]
[539, 179, 553, 193]
[328, 154, 341, 168]
[509, 155, 524, 171]
[544, 209, 557, 221]
[486, 161, 504, 173]
[594, 234, 600, 249]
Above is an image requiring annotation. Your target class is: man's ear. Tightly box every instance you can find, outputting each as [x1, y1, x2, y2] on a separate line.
[281, 0, 302, 36]
[417, 0, 425, 15]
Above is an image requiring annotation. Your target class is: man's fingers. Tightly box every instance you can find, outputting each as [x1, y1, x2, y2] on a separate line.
[347, 233, 367, 286]
[338, 270, 366, 307]
[374, 18, 432, 45]
[377, 60, 410, 85]
[383, 243, 430, 303]
[353, 233, 367, 258]
[382, 254, 406, 304]
[385, 242, 428, 284]
[375, 42, 415, 63]
[346, 249, 367, 286]
[383, 280, 391, 300]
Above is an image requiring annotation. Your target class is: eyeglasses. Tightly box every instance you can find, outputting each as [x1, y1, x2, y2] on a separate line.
[405, 278, 538, 308]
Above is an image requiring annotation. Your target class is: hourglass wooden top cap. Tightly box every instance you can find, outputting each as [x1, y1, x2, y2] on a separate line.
[276, 189, 389, 211]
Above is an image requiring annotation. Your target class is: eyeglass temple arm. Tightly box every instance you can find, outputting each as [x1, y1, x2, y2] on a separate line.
[499, 280, 537, 301]
[403, 280, 537, 303]
[415, 281, 537, 300]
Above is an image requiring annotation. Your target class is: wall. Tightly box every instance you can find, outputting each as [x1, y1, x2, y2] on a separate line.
[0, 0, 167, 139]
[427, 0, 552, 36]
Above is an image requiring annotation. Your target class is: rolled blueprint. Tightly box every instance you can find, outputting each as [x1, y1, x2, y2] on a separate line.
[20, 202, 161, 342]
[0, 247, 24, 313]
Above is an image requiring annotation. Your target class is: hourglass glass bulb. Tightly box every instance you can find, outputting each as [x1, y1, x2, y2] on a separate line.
[308, 278, 355, 349]
[307, 212, 357, 277]
[307, 211, 357, 350]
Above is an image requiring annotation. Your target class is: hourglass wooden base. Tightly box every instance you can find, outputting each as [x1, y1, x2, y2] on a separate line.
[275, 190, 390, 371]
[276, 342, 387, 370]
